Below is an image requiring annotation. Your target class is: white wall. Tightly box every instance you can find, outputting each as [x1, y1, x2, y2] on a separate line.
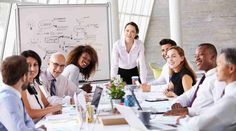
[145, 0, 236, 80]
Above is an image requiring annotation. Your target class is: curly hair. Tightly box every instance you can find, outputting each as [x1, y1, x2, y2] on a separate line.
[66, 45, 98, 80]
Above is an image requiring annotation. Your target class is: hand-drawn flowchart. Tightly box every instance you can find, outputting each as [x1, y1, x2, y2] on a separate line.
[17, 4, 110, 81]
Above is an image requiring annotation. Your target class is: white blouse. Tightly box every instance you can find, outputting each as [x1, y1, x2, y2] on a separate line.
[111, 38, 147, 83]
[62, 64, 80, 87]
[26, 83, 45, 122]
[26, 84, 45, 110]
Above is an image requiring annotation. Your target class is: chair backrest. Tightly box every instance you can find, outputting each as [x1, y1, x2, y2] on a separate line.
[149, 63, 162, 79]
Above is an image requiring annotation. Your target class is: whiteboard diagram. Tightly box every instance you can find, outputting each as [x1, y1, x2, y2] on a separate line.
[16, 4, 111, 81]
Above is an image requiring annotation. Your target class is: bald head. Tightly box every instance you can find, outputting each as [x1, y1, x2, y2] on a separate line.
[48, 52, 66, 78]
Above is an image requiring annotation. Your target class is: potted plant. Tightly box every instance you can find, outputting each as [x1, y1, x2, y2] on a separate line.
[107, 75, 126, 110]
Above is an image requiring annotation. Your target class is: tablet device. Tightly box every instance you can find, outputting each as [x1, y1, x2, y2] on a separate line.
[145, 98, 168, 102]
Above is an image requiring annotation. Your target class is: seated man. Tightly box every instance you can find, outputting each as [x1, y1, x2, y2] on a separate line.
[40, 52, 78, 105]
[164, 43, 225, 116]
[141, 38, 177, 92]
[178, 48, 236, 130]
[0, 55, 40, 130]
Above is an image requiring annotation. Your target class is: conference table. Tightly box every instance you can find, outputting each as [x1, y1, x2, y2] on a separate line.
[36, 84, 178, 131]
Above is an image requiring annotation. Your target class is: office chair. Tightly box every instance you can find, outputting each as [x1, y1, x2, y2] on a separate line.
[149, 63, 162, 79]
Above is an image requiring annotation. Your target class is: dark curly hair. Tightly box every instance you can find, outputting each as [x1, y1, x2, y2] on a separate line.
[66, 45, 98, 80]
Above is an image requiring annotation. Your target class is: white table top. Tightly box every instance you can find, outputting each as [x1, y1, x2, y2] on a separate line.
[36, 84, 178, 131]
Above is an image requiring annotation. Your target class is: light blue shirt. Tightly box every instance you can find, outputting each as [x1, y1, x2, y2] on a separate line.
[0, 84, 38, 131]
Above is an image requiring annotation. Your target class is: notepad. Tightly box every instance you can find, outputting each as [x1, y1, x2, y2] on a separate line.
[98, 115, 128, 126]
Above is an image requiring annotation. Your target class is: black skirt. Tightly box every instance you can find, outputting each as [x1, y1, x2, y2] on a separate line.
[118, 67, 140, 84]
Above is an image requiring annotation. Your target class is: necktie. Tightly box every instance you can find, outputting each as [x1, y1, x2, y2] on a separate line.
[50, 79, 56, 96]
[221, 89, 225, 98]
[189, 74, 206, 107]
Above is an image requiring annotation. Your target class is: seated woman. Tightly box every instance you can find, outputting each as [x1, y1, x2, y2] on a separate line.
[21, 50, 62, 123]
[164, 46, 196, 97]
[62, 45, 98, 87]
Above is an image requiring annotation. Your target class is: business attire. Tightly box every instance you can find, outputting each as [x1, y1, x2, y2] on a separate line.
[170, 67, 196, 96]
[0, 84, 38, 131]
[40, 69, 77, 105]
[148, 63, 170, 85]
[26, 83, 45, 122]
[111, 38, 147, 84]
[176, 68, 226, 116]
[62, 64, 80, 87]
[179, 81, 236, 131]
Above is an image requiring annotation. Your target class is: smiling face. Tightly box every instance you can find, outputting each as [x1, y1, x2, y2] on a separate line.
[166, 49, 184, 69]
[26, 57, 39, 82]
[195, 46, 215, 72]
[161, 44, 173, 60]
[77, 52, 91, 69]
[124, 24, 137, 42]
[48, 54, 65, 78]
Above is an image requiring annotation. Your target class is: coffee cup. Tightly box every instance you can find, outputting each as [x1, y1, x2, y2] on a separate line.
[124, 95, 135, 107]
[131, 76, 140, 86]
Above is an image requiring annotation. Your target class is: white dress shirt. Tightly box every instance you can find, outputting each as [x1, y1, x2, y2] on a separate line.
[179, 81, 236, 131]
[148, 63, 169, 85]
[62, 64, 80, 87]
[40, 69, 78, 105]
[176, 68, 226, 116]
[111, 38, 147, 83]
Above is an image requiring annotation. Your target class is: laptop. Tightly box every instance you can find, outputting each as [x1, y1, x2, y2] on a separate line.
[91, 86, 103, 110]
[116, 104, 161, 131]
[129, 88, 165, 114]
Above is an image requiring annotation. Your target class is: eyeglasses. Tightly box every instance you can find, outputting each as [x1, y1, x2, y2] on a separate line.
[50, 61, 65, 68]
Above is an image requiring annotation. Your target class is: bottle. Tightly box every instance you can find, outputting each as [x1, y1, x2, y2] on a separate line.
[86, 104, 94, 123]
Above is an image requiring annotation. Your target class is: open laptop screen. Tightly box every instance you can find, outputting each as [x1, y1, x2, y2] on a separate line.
[129, 88, 165, 114]
[129, 88, 142, 110]
[91, 86, 103, 108]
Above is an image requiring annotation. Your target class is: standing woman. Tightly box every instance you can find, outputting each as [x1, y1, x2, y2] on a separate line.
[111, 22, 147, 84]
[62, 45, 98, 87]
[21, 50, 62, 123]
[164, 46, 197, 97]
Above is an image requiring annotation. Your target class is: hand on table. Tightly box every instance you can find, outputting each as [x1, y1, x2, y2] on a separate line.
[171, 103, 183, 109]
[164, 108, 188, 116]
[51, 104, 62, 114]
[176, 115, 187, 124]
[140, 83, 151, 92]
[164, 90, 176, 97]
